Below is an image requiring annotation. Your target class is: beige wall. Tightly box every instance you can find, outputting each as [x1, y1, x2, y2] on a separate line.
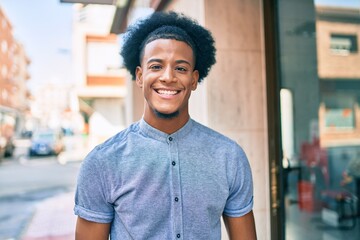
[204, 0, 270, 239]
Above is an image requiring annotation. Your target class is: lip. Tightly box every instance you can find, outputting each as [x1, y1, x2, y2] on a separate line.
[153, 87, 182, 97]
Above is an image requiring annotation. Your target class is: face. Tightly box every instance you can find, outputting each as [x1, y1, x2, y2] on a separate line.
[136, 38, 199, 123]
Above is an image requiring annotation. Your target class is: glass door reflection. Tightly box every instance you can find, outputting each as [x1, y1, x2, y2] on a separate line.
[277, 0, 360, 239]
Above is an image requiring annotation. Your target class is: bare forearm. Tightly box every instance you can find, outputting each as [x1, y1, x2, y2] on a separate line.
[75, 217, 110, 240]
[223, 211, 257, 240]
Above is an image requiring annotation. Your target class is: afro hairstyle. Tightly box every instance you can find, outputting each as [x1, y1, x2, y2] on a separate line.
[120, 11, 216, 83]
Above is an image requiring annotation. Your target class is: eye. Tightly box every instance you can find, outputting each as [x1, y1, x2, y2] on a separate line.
[175, 66, 187, 72]
[149, 65, 162, 70]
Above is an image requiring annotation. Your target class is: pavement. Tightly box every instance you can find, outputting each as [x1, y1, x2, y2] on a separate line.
[21, 191, 77, 240]
[0, 136, 89, 240]
[11, 137, 83, 240]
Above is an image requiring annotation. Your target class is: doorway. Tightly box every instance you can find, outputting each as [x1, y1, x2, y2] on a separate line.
[275, 0, 360, 239]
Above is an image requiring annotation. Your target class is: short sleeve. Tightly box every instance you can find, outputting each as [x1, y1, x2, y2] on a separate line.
[74, 147, 114, 223]
[223, 145, 254, 217]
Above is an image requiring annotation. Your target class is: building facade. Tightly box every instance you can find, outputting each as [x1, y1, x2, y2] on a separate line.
[0, 6, 31, 160]
[0, 7, 30, 111]
[71, 4, 127, 148]
[317, 6, 360, 148]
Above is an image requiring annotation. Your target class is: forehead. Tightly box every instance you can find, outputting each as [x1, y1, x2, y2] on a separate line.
[141, 38, 195, 63]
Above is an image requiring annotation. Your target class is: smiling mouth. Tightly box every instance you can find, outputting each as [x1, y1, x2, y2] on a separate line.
[155, 89, 180, 95]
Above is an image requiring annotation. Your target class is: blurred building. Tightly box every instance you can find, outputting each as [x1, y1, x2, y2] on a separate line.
[71, 3, 127, 147]
[0, 7, 31, 112]
[30, 82, 81, 131]
[0, 6, 31, 160]
[316, 6, 360, 147]
[315, 6, 360, 225]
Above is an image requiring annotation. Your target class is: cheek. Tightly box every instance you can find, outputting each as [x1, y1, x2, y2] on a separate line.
[142, 82, 154, 96]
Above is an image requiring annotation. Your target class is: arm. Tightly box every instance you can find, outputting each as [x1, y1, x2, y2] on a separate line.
[75, 216, 111, 240]
[223, 210, 257, 240]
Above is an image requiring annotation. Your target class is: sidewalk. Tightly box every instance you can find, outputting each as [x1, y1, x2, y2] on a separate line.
[21, 191, 76, 240]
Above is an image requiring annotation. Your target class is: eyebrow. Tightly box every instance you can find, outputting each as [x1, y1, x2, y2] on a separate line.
[147, 58, 192, 66]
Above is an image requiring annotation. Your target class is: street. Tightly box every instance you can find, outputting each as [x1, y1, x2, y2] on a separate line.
[0, 137, 84, 240]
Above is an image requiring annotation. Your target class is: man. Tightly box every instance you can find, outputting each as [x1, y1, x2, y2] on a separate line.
[75, 11, 257, 240]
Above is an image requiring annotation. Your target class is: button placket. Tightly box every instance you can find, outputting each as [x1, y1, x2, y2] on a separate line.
[168, 136, 183, 240]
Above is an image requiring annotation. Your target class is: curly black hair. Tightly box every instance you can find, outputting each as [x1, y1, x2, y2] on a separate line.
[120, 11, 216, 83]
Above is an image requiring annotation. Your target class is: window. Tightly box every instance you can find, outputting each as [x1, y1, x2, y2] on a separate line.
[325, 108, 354, 129]
[330, 34, 358, 55]
[323, 94, 356, 130]
[1, 65, 7, 78]
[1, 40, 7, 53]
[319, 93, 360, 147]
[1, 19, 6, 29]
[86, 40, 120, 75]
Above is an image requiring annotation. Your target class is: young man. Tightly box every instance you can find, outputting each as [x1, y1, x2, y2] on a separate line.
[74, 11, 257, 240]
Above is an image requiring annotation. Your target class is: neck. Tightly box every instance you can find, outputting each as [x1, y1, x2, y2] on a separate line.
[143, 111, 190, 134]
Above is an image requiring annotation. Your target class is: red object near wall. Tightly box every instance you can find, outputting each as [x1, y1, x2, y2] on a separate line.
[298, 181, 322, 212]
[300, 138, 330, 187]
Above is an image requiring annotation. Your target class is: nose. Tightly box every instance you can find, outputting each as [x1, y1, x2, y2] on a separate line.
[159, 66, 176, 82]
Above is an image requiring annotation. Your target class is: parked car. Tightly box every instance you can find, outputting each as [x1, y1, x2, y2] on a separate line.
[29, 130, 64, 156]
[4, 139, 15, 157]
[0, 135, 6, 162]
[0, 129, 15, 159]
[21, 130, 33, 139]
[0, 107, 17, 162]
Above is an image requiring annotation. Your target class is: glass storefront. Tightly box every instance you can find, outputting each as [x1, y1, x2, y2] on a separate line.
[277, 0, 360, 239]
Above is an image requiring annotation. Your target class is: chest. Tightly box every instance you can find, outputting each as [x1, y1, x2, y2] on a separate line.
[106, 141, 230, 213]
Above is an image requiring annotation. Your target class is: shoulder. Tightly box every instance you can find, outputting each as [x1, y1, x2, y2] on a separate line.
[190, 120, 249, 165]
[82, 121, 141, 166]
[98, 121, 140, 150]
[191, 120, 241, 149]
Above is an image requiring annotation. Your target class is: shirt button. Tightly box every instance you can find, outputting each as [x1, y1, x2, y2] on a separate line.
[172, 161, 176, 166]
[177, 234, 181, 238]
[168, 137, 173, 141]
[175, 197, 179, 202]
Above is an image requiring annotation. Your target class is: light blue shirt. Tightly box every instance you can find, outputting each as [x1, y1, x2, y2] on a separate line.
[74, 118, 253, 240]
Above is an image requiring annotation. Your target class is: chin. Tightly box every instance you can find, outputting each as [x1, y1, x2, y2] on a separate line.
[154, 110, 179, 119]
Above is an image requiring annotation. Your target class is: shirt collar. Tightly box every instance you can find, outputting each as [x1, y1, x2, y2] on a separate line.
[139, 118, 193, 142]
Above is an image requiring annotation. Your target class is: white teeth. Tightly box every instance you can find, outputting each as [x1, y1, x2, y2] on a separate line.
[157, 89, 177, 95]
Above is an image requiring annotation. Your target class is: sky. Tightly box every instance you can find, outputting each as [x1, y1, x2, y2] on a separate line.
[0, 0, 359, 93]
[0, 0, 73, 92]
[315, 0, 359, 7]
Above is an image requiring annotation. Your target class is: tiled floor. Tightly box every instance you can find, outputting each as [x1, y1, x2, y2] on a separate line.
[286, 200, 360, 240]
[21, 192, 76, 240]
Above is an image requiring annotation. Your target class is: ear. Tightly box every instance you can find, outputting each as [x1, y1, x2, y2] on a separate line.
[191, 70, 199, 91]
[135, 66, 143, 88]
